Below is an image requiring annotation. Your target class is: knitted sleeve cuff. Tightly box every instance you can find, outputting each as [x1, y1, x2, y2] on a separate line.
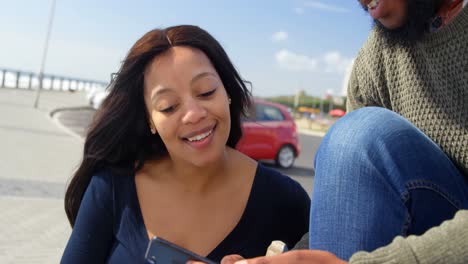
[349, 210, 468, 264]
[349, 236, 417, 264]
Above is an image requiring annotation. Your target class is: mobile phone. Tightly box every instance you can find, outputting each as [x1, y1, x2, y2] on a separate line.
[145, 236, 218, 264]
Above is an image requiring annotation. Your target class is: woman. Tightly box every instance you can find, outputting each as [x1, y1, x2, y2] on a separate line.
[61, 25, 310, 263]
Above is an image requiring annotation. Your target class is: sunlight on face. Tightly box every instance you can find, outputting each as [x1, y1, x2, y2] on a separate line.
[361, 0, 408, 29]
[143, 46, 231, 167]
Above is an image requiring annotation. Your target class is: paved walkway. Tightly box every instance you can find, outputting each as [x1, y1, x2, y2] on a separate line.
[0, 88, 87, 263]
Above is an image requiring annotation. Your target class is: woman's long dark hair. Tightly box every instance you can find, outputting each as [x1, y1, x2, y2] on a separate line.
[65, 25, 252, 226]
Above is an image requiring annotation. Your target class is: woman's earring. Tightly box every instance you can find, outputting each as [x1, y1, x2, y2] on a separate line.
[228, 98, 231, 105]
[148, 119, 157, 134]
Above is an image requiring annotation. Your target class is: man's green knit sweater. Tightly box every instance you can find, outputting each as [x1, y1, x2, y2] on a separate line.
[347, 6, 468, 179]
[349, 210, 468, 264]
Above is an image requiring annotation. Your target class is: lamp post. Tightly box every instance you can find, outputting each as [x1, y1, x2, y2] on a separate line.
[34, 0, 57, 108]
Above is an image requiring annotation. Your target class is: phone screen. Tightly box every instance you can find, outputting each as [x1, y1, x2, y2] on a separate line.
[145, 236, 218, 264]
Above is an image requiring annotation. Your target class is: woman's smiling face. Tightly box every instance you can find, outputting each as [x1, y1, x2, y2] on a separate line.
[144, 46, 231, 167]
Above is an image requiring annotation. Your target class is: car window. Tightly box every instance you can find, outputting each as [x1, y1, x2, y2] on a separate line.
[255, 104, 284, 122]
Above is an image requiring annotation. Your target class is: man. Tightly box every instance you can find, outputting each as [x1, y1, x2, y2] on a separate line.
[309, 0, 468, 261]
[197, 0, 468, 263]
[309, 0, 467, 259]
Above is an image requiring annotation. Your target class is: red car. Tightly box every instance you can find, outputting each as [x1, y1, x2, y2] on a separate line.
[236, 99, 300, 168]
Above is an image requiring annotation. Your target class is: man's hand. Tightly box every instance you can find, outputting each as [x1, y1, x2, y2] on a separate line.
[187, 250, 348, 264]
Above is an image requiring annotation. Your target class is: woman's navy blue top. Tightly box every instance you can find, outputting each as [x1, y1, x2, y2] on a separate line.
[61, 164, 310, 263]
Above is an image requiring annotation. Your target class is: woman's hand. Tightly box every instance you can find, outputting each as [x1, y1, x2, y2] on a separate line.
[187, 250, 348, 264]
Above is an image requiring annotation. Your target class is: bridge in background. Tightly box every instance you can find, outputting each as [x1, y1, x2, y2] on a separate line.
[0, 67, 108, 92]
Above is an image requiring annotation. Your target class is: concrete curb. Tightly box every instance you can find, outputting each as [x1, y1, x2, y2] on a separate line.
[298, 129, 326, 137]
[50, 112, 85, 142]
[49, 106, 95, 118]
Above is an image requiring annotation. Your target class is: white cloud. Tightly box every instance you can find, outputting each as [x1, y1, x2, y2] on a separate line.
[302, 1, 349, 13]
[275, 49, 318, 72]
[293, 7, 305, 14]
[323, 51, 353, 73]
[272, 31, 288, 42]
[341, 59, 355, 96]
[275, 49, 353, 75]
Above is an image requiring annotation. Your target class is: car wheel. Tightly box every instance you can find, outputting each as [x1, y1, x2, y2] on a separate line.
[276, 145, 295, 169]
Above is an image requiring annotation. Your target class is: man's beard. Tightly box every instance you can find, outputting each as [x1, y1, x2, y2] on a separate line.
[373, 0, 444, 47]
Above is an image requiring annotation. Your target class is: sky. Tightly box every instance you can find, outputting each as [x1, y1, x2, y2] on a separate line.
[0, 0, 373, 97]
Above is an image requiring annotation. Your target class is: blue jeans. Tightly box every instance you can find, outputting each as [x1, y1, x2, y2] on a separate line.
[309, 107, 468, 260]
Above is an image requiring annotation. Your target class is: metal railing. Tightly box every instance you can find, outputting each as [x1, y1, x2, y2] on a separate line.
[0, 67, 108, 92]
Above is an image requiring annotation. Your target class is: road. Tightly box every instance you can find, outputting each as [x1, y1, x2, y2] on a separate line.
[54, 108, 323, 194]
[274, 134, 321, 195]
